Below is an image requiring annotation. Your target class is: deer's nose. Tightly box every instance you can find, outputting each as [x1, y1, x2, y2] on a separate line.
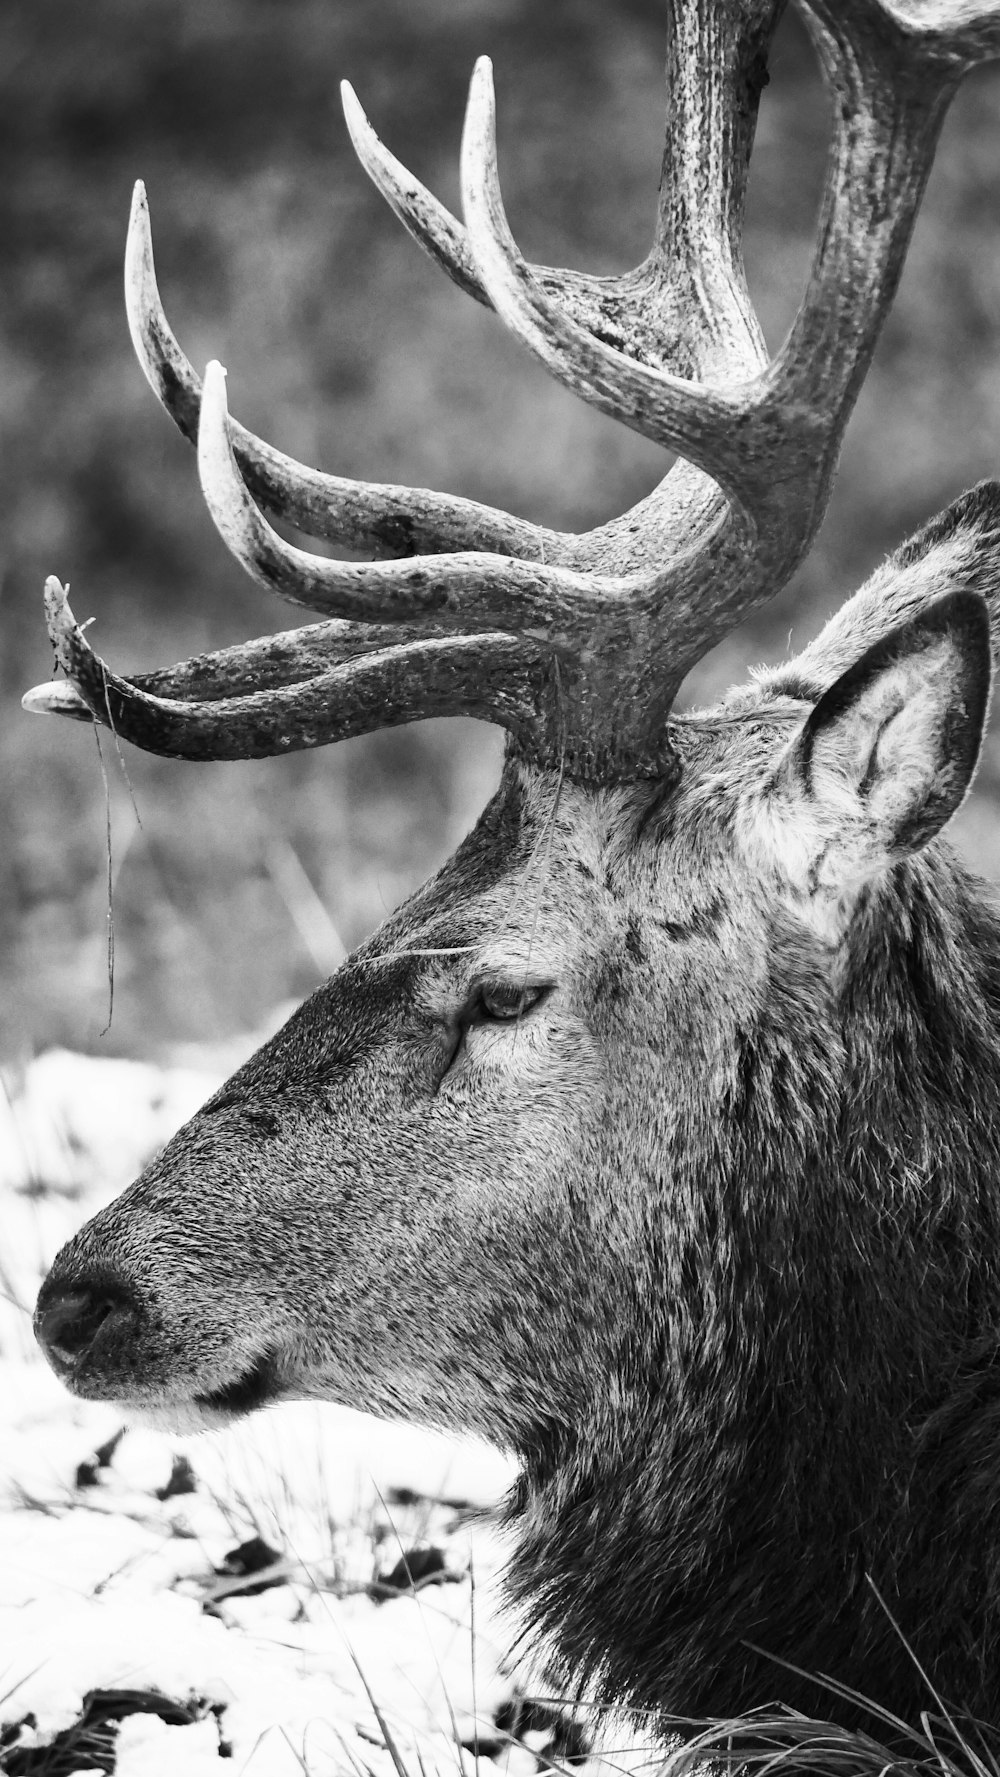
[34, 1280, 135, 1377]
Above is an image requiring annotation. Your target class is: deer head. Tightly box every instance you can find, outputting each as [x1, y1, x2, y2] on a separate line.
[27, 0, 1000, 1730]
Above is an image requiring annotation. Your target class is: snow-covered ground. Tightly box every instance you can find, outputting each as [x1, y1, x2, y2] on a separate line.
[0, 1045, 654, 1777]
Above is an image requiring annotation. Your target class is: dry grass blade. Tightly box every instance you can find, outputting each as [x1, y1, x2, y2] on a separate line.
[652, 1695, 1000, 1777]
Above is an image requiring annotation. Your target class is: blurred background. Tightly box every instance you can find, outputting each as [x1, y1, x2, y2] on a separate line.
[3, 0, 1000, 1063]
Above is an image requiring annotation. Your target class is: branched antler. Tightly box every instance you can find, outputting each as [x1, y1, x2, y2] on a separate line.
[24, 0, 1000, 783]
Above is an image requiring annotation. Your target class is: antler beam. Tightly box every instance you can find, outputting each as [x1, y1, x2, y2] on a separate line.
[25, 0, 1000, 783]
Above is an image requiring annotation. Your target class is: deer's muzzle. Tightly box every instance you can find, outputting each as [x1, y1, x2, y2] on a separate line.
[34, 1271, 143, 1388]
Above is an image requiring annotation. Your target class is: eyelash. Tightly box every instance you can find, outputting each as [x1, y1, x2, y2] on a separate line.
[467, 980, 551, 1025]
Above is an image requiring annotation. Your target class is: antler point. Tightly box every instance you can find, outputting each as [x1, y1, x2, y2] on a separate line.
[202, 359, 230, 401]
[43, 575, 71, 620]
[126, 181, 151, 259]
[469, 56, 495, 115]
[22, 681, 91, 720]
[341, 80, 375, 161]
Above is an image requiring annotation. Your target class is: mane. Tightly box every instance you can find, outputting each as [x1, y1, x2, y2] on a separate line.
[505, 842, 1000, 1727]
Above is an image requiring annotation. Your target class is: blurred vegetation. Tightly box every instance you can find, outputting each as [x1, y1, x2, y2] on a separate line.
[3, 0, 1000, 1060]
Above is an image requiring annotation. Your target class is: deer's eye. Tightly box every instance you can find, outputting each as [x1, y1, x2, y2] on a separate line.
[471, 981, 550, 1024]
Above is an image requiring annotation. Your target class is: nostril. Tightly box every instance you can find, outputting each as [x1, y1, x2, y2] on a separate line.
[35, 1287, 122, 1372]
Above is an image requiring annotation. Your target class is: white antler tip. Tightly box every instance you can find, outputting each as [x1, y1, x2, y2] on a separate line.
[41, 577, 88, 664]
[22, 681, 91, 719]
[201, 359, 230, 414]
[126, 180, 152, 266]
[42, 574, 71, 622]
[197, 359, 262, 561]
[124, 178, 163, 387]
[464, 57, 498, 173]
[340, 80, 373, 158]
[469, 56, 495, 108]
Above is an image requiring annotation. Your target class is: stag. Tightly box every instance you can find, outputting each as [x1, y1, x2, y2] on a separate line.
[26, 0, 1000, 1733]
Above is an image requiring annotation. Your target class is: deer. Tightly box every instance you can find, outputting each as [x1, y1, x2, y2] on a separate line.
[24, 0, 1000, 1737]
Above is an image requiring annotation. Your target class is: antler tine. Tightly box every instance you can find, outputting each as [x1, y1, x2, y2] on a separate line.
[340, 82, 489, 309]
[31, 579, 550, 761]
[648, 1, 775, 368]
[345, 21, 778, 515]
[124, 182, 558, 564]
[22, 679, 93, 724]
[127, 616, 458, 699]
[760, 2, 1000, 509]
[196, 360, 606, 634]
[25, 608, 462, 715]
[345, 6, 776, 383]
[339, 80, 680, 347]
[763, 6, 958, 452]
[459, 58, 765, 521]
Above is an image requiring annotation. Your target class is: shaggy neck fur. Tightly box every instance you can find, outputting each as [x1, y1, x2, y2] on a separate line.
[506, 845, 1000, 1726]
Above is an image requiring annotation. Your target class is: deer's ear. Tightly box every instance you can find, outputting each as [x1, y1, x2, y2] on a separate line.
[754, 590, 991, 918]
[760, 482, 1000, 699]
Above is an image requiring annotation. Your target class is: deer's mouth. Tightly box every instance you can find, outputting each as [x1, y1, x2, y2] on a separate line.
[194, 1347, 283, 1417]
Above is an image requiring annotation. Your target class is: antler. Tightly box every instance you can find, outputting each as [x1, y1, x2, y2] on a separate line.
[24, 0, 1000, 783]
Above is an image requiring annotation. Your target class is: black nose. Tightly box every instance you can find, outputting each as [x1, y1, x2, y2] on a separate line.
[34, 1281, 133, 1377]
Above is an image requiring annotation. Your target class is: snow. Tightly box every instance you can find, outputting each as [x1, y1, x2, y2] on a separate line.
[115, 1714, 222, 1777]
[0, 1047, 225, 1199]
[0, 1383, 523, 1773]
[0, 1043, 650, 1777]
